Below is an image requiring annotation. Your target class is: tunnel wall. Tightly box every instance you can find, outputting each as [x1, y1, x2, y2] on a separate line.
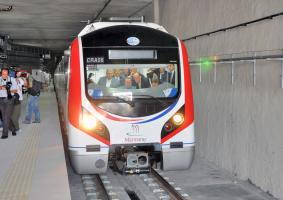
[131, 2, 154, 22]
[158, 0, 283, 199]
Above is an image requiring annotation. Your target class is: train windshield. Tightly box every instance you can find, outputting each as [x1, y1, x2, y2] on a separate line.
[82, 25, 180, 116]
[86, 62, 179, 100]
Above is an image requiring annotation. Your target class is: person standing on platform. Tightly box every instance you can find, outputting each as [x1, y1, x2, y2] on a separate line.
[0, 68, 18, 139]
[10, 71, 26, 132]
[23, 74, 42, 124]
[0, 113, 3, 131]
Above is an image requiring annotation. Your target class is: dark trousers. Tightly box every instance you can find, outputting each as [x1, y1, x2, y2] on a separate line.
[0, 98, 15, 137]
[11, 102, 21, 130]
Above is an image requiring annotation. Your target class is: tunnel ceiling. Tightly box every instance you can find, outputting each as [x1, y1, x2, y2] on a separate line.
[0, 0, 152, 52]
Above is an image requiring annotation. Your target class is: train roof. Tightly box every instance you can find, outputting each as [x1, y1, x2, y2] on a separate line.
[78, 22, 168, 37]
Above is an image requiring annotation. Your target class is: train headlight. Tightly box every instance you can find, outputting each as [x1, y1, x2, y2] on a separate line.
[161, 105, 185, 140]
[79, 107, 109, 142]
[172, 113, 184, 126]
[81, 108, 98, 130]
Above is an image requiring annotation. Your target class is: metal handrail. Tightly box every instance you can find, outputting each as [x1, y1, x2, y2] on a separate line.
[183, 11, 283, 41]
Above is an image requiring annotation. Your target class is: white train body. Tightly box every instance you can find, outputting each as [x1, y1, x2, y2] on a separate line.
[55, 20, 195, 174]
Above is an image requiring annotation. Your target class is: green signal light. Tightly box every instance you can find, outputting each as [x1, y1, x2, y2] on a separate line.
[200, 58, 213, 72]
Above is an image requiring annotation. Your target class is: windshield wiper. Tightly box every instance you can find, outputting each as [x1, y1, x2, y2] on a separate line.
[133, 95, 168, 107]
[114, 96, 135, 107]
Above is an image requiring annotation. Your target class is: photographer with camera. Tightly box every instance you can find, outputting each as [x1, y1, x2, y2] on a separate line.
[10, 71, 26, 133]
[0, 68, 18, 139]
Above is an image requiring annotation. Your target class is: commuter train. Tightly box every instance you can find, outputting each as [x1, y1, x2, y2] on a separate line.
[54, 18, 195, 174]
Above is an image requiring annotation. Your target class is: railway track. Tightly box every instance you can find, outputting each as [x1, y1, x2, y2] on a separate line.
[150, 168, 189, 200]
[82, 174, 111, 200]
[81, 169, 191, 200]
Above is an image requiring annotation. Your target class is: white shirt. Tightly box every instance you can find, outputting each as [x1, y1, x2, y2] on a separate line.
[106, 79, 111, 88]
[0, 76, 17, 98]
[15, 77, 25, 101]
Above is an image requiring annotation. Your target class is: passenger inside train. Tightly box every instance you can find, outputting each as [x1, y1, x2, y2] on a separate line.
[86, 64, 178, 100]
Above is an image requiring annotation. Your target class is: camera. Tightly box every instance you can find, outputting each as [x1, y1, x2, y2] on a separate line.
[5, 81, 12, 90]
[13, 93, 20, 104]
[146, 68, 159, 80]
[5, 81, 12, 99]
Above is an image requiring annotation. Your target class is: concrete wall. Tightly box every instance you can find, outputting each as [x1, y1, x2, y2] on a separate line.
[158, 0, 283, 199]
[159, 0, 283, 58]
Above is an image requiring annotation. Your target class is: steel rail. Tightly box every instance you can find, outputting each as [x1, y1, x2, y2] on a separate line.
[150, 168, 188, 200]
[93, 174, 111, 200]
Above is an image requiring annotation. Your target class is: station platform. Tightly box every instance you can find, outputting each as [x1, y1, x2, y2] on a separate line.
[0, 91, 71, 200]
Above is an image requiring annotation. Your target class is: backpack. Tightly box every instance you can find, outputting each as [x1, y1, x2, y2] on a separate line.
[28, 79, 42, 96]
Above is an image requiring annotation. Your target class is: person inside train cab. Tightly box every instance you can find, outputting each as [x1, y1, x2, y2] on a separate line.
[97, 69, 120, 88]
[120, 76, 135, 89]
[130, 68, 137, 76]
[151, 73, 159, 88]
[167, 64, 175, 84]
[122, 68, 130, 77]
[114, 69, 125, 85]
[133, 72, 150, 89]
[87, 73, 94, 84]
[159, 67, 169, 83]
[87, 73, 96, 89]
[0, 68, 18, 139]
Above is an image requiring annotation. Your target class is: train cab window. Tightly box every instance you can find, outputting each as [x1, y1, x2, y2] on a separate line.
[85, 64, 178, 101]
[81, 25, 180, 117]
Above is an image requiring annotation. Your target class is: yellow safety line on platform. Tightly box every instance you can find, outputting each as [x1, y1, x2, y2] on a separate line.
[0, 125, 40, 200]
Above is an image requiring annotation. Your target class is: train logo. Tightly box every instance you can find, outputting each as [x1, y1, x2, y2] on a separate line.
[126, 124, 140, 136]
[126, 37, 140, 46]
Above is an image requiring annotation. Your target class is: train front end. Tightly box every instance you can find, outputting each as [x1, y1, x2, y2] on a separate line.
[67, 22, 194, 174]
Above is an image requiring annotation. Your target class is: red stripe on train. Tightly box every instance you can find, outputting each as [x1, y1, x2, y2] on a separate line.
[68, 38, 110, 145]
[68, 38, 82, 128]
[161, 41, 194, 144]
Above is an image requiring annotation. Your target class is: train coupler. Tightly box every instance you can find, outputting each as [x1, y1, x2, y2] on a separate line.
[125, 152, 150, 174]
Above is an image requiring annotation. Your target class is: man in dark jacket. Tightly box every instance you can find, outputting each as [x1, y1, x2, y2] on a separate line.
[167, 64, 175, 84]
[133, 72, 150, 89]
[159, 67, 169, 83]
